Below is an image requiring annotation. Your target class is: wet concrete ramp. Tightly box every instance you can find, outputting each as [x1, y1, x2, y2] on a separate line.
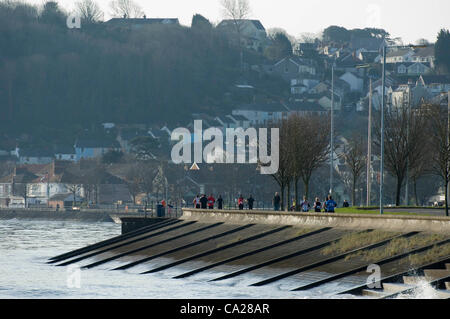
[49, 214, 450, 298]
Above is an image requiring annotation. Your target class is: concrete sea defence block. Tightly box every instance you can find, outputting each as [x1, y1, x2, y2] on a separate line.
[181, 209, 450, 234]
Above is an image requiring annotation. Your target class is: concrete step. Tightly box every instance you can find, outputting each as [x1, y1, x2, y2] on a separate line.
[435, 290, 450, 299]
[362, 289, 390, 298]
[424, 269, 450, 281]
[382, 283, 414, 293]
[445, 282, 450, 290]
[403, 276, 427, 285]
[446, 263, 450, 271]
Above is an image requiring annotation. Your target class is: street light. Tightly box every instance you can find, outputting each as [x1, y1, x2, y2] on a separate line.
[330, 62, 335, 196]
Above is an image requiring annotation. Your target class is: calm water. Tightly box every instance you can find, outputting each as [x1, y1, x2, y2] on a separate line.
[0, 219, 435, 299]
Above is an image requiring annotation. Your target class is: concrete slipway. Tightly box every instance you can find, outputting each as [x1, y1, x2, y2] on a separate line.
[49, 209, 450, 298]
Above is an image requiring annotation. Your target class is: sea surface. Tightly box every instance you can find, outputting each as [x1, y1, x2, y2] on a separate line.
[0, 219, 437, 299]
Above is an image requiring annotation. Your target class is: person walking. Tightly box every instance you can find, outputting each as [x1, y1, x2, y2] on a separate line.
[322, 198, 328, 213]
[273, 192, 281, 211]
[193, 195, 200, 209]
[207, 194, 215, 210]
[247, 195, 255, 210]
[291, 198, 296, 211]
[300, 196, 311, 212]
[326, 195, 337, 213]
[313, 197, 322, 213]
[200, 194, 208, 209]
[217, 195, 224, 210]
[238, 195, 244, 210]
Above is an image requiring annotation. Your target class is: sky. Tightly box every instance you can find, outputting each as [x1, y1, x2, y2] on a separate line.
[27, 0, 450, 43]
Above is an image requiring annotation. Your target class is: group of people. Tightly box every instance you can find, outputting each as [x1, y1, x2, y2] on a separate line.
[273, 192, 339, 213]
[192, 194, 256, 210]
[192, 192, 343, 213]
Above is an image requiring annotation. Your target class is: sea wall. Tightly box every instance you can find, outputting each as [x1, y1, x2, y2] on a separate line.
[181, 209, 450, 234]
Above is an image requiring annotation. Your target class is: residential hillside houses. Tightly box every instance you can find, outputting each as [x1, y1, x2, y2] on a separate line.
[265, 56, 317, 82]
[0, 160, 132, 208]
[13, 148, 54, 165]
[74, 138, 121, 161]
[357, 51, 380, 64]
[217, 19, 268, 53]
[340, 71, 364, 92]
[389, 75, 450, 109]
[385, 46, 435, 66]
[231, 101, 326, 126]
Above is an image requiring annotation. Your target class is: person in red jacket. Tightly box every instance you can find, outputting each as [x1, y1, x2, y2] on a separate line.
[207, 194, 215, 209]
[238, 195, 244, 210]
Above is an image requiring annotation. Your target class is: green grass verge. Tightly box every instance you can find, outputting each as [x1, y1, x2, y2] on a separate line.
[345, 233, 448, 261]
[321, 230, 399, 256]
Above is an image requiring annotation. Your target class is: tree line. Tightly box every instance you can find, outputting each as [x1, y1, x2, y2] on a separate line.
[0, 1, 248, 135]
[269, 101, 450, 215]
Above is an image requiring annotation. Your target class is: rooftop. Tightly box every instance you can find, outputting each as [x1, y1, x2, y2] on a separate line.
[217, 19, 265, 31]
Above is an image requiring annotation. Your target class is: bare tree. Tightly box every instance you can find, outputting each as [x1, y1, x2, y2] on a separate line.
[110, 0, 143, 18]
[138, 162, 158, 204]
[67, 184, 82, 207]
[293, 113, 331, 201]
[427, 103, 450, 216]
[220, 0, 251, 68]
[269, 119, 292, 211]
[341, 134, 366, 206]
[13, 182, 28, 208]
[374, 105, 428, 206]
[409, 156, 430, 206]
[76, 0, 103, 23]
[125, 163, 143, 204]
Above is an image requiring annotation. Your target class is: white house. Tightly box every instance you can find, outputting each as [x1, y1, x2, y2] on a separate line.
[54, 146, 76, 162]
[386, 46, 435, 67]
[340, 72, 364, 92]
[232, 103, 290, 126]
[385, 48, 415, 64]
[319, 96, 342, 111]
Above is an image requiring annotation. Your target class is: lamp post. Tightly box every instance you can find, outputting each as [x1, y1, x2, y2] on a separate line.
[380, 45, 386, 215]
[330, 63, 335, 196]
[405, 81, 412, 206]
[367, 79, 373, 207]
